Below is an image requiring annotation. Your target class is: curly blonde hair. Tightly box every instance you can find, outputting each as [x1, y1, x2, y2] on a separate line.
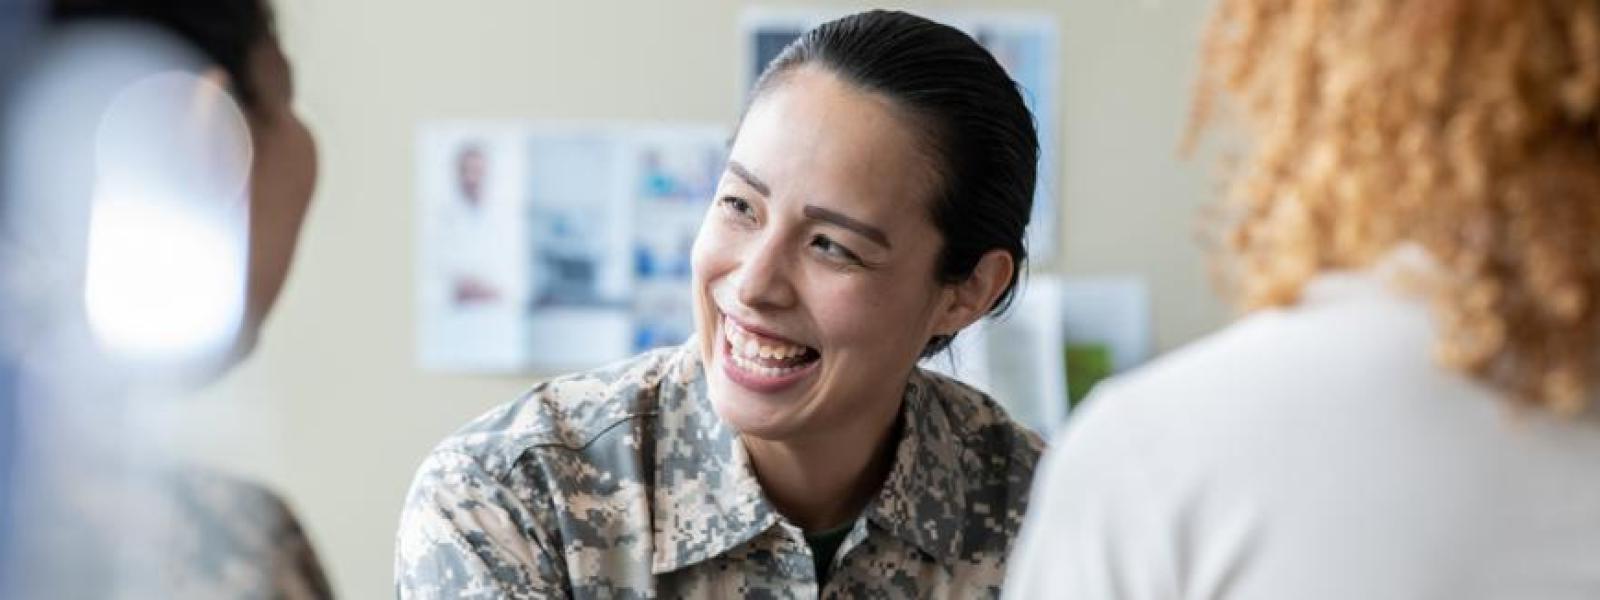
[1190, 0, 1600, 413]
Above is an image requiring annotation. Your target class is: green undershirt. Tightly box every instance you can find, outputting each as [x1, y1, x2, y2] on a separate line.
[805, 522, 855, 588]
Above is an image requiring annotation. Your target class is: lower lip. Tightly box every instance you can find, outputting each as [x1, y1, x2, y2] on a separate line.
[718, 324, 820, 394]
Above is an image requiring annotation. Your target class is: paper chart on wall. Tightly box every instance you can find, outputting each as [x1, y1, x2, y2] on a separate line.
[416, 122, 727, 373]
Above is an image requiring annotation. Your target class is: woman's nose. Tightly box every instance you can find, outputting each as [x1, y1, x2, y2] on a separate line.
[734, 236, 797, 310]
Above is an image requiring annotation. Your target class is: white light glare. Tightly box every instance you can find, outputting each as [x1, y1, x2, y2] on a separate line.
[79, 69, 253, 364]
[84, 196, 246, 359]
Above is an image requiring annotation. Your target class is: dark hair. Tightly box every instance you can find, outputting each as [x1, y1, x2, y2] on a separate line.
[49, 0, 275, 108]
[749, 10, 1039, 357]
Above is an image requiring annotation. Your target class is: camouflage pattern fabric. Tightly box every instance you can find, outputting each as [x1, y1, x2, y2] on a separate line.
[8, 466, 333, 599]
[396, 342, 1043, 599]
[145, 470, 335, 599]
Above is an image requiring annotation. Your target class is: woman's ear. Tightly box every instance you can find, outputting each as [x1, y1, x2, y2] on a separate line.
[934, 249, 1015, 336]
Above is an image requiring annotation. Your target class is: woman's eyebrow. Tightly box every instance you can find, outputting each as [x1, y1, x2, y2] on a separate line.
[728, 159, 891, 249]
[804, 205, 891, 249]
[727, 160, 770, 197]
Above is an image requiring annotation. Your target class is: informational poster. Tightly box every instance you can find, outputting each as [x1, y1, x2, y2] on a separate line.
[417, 122, 727, 372]
[629, 128, 725, 354]
[741, 8, 1061, 259]
[417, 125, 532, 372]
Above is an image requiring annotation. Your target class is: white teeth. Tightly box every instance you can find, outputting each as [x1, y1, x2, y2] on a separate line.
[727, 343, 805, 379]
[749, 342, 807, 361]
[724, 318, 813, 365]
[730, 352, 791, 376]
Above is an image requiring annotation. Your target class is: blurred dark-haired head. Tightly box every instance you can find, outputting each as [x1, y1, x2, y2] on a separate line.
[51, 0, 275, 107]
[26, 0, 317, 369]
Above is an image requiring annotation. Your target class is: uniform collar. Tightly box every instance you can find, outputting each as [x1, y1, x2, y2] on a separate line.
[861, 369, 968, 563]
[649, 345, 778, 574]
[650, 347, 968, 573]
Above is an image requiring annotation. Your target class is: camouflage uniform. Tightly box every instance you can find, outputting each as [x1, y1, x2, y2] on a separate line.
[140, 470, 335, 599]
[396, 342, 1044, 599]
[7, 466, 333, 599]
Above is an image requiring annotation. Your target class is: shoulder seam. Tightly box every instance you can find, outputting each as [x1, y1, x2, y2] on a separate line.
[463, 410, 661, 488]
[526, 410, 659, 452]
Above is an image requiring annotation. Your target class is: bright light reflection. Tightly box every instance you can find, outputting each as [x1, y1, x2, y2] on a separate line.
[81, 70, 251, 362]
[84, 196, 245, 359]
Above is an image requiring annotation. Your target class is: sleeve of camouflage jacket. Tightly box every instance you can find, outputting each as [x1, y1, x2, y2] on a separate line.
[395, 449, 569, 599]
[259, 486, 337, 600]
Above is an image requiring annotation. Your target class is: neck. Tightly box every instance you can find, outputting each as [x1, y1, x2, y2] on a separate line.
[742, 398, 904, 532]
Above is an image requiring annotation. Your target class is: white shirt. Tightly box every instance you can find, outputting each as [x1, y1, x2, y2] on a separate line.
[1006, 255, 1600, 600]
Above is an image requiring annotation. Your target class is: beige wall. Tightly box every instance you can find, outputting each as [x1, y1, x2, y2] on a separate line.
[175, 1, 1224, 597]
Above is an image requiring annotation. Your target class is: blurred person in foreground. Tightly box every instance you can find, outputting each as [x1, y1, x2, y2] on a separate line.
[0, 3, 39, 591]
[0, 0, 326, 597]
[396, 10, 1043, 598]
[1007, 1, 1600, 598]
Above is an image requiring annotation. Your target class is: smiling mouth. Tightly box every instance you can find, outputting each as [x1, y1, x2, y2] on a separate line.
[722, 316, 821, 380]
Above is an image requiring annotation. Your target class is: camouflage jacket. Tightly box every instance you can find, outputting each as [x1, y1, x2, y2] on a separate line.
[136, 470, 334, 599]
[395, 343, 1044, 599]
[8, 467, 333, 599]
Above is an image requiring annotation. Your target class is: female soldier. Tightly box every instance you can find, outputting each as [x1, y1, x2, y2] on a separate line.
[398, 10, 1044, 598]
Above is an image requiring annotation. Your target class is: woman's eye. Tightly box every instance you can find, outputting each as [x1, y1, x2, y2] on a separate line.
[719, 196, 755, 220]
[810, 234, 862, 265]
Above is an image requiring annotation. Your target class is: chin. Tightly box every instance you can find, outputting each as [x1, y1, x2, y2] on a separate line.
[707, 383, 795, 440]
[706, 383, 753, 432]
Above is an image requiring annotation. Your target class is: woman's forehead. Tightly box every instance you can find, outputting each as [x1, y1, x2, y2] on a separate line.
[729, 67, 939, 214]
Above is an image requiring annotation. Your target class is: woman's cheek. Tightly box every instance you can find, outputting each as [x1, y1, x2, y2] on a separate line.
[808, 277, 872, 341]
[689, 220, 722, 277]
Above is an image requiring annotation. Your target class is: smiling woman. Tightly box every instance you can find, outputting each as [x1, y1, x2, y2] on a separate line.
[396, 10, 1044, 598]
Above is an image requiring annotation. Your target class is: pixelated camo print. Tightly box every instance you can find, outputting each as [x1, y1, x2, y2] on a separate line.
[395, 342, 1043, 599]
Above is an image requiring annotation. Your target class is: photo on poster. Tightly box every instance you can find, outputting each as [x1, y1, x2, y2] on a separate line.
[417, 121, 728, 372]
[416, 124, 531, 372]
[526, 131, 632, 310]
[627, 127, 727, 352]
[632, 281, 696, 353]
[520, 128, 634, 369]
[630, 129, 722, 250]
